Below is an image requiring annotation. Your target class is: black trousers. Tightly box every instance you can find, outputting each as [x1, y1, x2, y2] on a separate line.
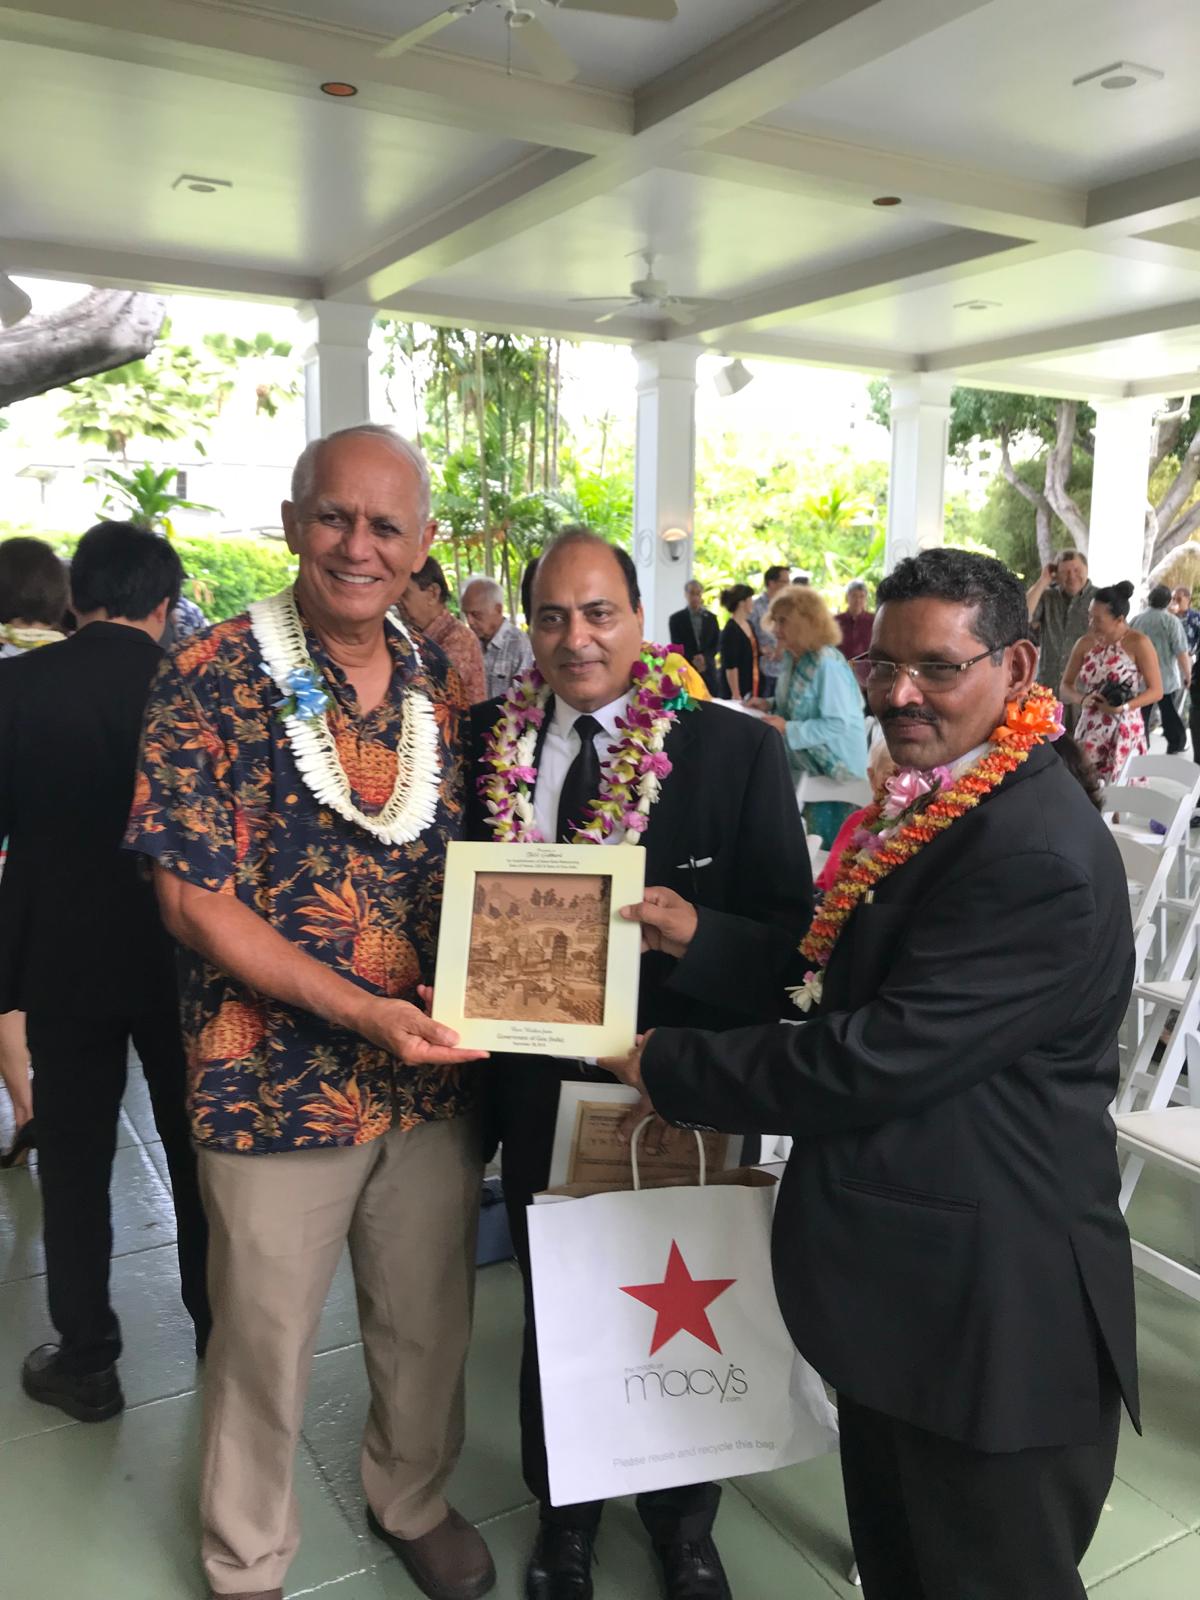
[495, 1056, 721, 1542]
[838, 1365, 1121, 1600]
[26, 1007, 210, 1375]
[1142, 694, 1187, 754]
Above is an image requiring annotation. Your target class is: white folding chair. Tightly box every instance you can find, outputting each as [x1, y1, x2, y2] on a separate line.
[1113, 958, 1200, 1220]
[795, 773, 873, 809]
[1102, 785, 1194, 894]
[1117, 753, 1200, 800]
[1115, 1035, 1200, 1304]
[1114, 839, 1178, 1059]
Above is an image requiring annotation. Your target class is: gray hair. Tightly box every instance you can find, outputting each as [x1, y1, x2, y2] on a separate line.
[290, 424, 431, 523]
[462, 575, 504, 608]
[847, 580, 868, 594]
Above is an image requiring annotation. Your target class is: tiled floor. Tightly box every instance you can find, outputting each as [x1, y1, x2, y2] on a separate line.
[2, 1075, 1198, 1599]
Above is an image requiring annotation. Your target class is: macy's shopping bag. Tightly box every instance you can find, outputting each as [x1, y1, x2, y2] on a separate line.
[527, 1124, 837, 1506]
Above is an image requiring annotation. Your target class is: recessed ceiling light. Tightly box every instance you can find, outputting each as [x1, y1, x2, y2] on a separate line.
[1073, 60, 1163, 92]
[955, 299, 1002, 312]
[320, 80, 358, 97]
[171, 174, 232, 194]
[872, 195, 902, 207]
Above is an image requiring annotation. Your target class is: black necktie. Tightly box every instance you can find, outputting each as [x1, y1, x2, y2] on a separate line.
[556, 714, 603, 843]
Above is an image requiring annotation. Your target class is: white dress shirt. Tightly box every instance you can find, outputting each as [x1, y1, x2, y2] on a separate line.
[533, 693, 631, 845]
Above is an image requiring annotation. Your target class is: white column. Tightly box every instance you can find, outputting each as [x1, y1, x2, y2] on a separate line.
[885, 375, 953, 571]
[633, 341, 698, 644]
[298, 301, 375, 441]
[1087, 397, 1157, 586]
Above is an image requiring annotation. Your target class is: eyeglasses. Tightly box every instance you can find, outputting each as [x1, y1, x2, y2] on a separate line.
[851, 645, 1011, 692]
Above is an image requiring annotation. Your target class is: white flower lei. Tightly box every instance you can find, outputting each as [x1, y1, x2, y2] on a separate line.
[248, 586, 441, 846]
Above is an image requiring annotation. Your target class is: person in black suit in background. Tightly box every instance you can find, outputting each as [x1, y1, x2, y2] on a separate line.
[467, 528, 812, 1600]
[611, 548, 1139, 1600]
[668, 578, 720, 695]
[0, 521, 210, 1423]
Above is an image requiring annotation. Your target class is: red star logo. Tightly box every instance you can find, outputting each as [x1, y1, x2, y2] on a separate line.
[620, 1241, 736, 1356]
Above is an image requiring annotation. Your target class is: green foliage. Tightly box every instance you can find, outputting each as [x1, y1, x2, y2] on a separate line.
[692, 441, 886, 601]
[201, 331, 299, 418]
[56, 320, 299, 460]
[0, 524, 295, 621]
[87, 463, 219, 535]
[58, 347, 209, 459]
[171, 535, 297, 619]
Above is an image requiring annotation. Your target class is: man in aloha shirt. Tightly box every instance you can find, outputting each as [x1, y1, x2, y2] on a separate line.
[126, 424, 495, 1600]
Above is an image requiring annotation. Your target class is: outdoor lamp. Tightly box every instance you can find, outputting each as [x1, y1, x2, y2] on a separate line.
[0, 273, 33, 329]
[713, 357, 753, 398]
[661, 527, 689, 562]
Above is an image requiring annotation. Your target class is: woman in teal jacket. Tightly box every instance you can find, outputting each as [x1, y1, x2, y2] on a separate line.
[753, 584, 869, 847]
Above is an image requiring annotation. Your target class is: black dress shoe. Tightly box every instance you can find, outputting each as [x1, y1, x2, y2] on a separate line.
[20, 1343, 124, 1423]
[654, 1536, 732, 1600]
[0, 1118, 35, 1169]
[525, 1524, 595, 1600]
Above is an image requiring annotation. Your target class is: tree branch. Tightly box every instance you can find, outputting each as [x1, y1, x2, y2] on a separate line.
[1152, 409, 1185, 472]
[1153, 425, 1200, 538]
[1153, 498, 1200, 568]
[0, 290, 166, 408]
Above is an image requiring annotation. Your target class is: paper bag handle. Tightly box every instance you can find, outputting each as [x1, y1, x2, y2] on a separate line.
[629, 1115, 707, 1191]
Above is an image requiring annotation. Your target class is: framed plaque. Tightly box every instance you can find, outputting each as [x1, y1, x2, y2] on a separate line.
[432, 841, 646, 1057]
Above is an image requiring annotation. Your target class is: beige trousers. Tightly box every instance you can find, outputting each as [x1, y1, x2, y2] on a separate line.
[197, 1114, 481, 1597]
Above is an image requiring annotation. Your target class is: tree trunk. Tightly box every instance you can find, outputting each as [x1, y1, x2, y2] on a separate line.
[997, 425, 1055, 565]
[475, 333, 493, 577]
[550, 339, 561, 488]
[1042, 401, 1090, 548]
[542, 340, 552, 490]
[0, 289, 166, 408]
[1150, 426, 1200, 566]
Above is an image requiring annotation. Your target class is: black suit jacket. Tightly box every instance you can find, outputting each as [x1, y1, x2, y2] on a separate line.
[467, 697, 813, 1039]
[0, 623, 178, 1016]
[643, 742, 1139, 1453]
[668, 607, 720, 692]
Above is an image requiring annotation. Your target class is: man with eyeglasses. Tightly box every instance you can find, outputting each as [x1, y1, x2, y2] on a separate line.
[612, 549, 1138, 1600]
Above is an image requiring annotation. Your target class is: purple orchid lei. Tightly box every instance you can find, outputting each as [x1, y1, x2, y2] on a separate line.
[477, 645, 696, 845]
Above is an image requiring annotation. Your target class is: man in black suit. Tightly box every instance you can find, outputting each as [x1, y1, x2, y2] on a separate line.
[468, 528, 812, 1600]
[0, 521, 210, 1423]
[612, 548, 1139, 1600]
[668, 578, 720, 695]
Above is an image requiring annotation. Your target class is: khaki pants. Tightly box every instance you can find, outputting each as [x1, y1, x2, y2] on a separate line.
[198, 1115, 481, 1596]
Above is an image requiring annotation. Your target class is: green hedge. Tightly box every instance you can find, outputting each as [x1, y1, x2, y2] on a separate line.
[0, 526, 296, 622]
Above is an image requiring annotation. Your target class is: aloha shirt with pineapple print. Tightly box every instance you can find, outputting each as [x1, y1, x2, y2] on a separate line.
[124, 605, 472, 1155]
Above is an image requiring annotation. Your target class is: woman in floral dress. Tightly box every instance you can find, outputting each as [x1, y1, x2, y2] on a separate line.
[1061, 580, 1162, 785]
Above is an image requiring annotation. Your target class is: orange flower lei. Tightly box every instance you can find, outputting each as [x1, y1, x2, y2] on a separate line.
[790, 684, 1064, 1012]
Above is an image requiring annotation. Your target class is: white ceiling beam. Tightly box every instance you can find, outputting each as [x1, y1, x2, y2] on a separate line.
[924, 300, 1200, 372]
[635, 0, 995, 136]
[1126, 373, 1200, 400]
[675, 124, 1084, 239]
[679, 230, 1034, 338]
[324, 149, 596, 303]
[696, 331, 920, 374]
[0, 236, 322, 301]
[950, 368, 1128, 403]
[327, 0, 997, 307]
[0, 0, 629, 153]
[1086, 157, 1200, 236]
[380, 289, 653, 346]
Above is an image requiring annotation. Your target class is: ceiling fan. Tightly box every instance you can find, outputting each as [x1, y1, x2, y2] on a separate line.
[570, 252, 720, 325]
[375, 0, 678, 84]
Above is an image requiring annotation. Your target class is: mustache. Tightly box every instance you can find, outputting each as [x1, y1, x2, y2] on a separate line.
[881, 706, 938, 725]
